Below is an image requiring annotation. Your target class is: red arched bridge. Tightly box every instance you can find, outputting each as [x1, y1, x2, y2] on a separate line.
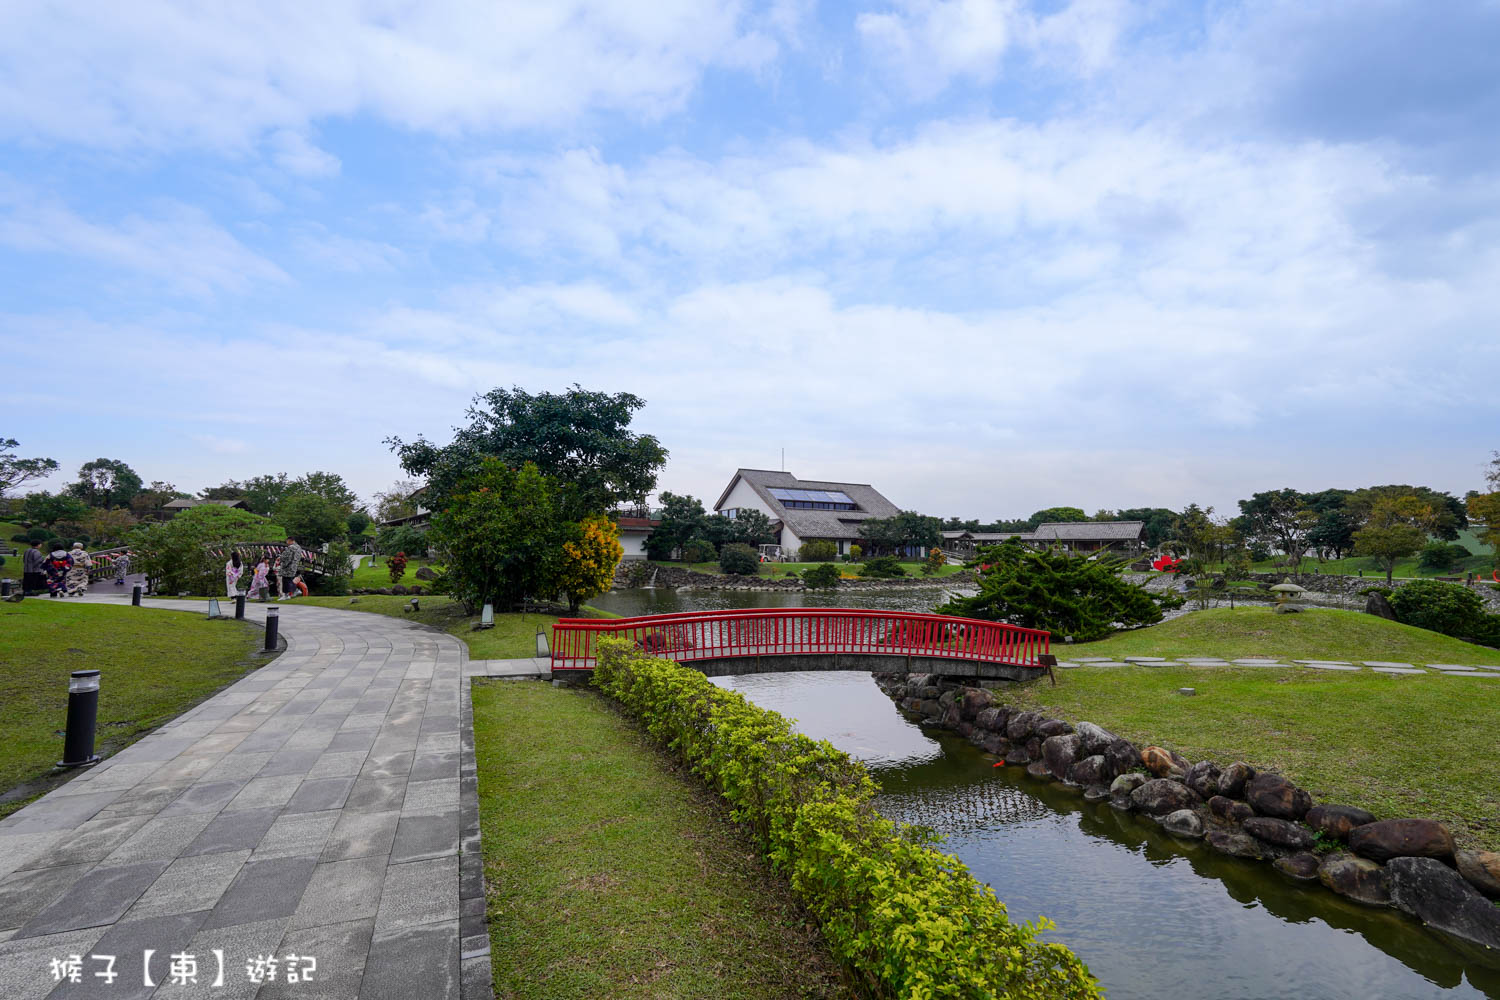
[550, 609, 1054, 681]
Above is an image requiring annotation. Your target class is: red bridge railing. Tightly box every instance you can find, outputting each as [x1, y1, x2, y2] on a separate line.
[550, 608, 1050, 672]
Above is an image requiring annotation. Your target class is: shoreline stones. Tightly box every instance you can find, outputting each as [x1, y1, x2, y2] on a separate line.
[873, 669, 1498, 953]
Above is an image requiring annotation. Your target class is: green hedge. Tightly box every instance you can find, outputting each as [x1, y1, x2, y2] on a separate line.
[593, 638, 1100, 1000]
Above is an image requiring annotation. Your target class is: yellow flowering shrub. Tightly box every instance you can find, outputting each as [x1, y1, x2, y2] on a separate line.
[557, 514, 624, 613]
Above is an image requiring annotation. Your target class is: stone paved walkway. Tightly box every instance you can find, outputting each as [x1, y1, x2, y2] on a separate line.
[0, 596, 500, 1000]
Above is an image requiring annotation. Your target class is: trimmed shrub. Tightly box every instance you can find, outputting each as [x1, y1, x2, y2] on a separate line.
[798, 539, 838, 562]
[718, 542, 759, 576]
[1417, 541, 1471, 573]
[1389, 579, 1500, 644]
[592, 640, 1100, 999]
[681, 538, 717, 564]
[859, 556, 906, 578]
[801, 563, 841, 590]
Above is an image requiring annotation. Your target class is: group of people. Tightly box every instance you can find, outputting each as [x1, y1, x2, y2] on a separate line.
[20, 539, 94, 598]
[226, 538, 307, 601]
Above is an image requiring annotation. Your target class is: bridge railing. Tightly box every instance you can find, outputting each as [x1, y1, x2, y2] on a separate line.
[551, 608, 1050, 672]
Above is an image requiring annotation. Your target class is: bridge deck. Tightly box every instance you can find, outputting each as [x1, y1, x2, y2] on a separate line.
[550, 608, 1050, 675]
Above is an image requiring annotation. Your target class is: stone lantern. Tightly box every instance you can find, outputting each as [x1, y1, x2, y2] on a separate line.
[1269, 582, 1307, 614]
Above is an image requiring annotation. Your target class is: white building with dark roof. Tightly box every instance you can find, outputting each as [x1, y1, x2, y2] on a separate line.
[713, 469, 902, 558]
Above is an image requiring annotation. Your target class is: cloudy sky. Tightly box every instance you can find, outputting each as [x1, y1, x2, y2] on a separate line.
[4, 0, 1498, 519]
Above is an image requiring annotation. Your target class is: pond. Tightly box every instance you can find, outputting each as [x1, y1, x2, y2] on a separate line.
[714, 670, 1500, 999]
[589, 584, 974, 618]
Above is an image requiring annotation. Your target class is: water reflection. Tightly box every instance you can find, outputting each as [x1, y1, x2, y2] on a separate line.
[713, 670, 1500, 1000]
[590, 585, 971, 618]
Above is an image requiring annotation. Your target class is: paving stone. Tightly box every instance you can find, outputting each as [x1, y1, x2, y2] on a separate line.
[202, 855, 319, 930]
[401, 779, 458, 814]
[1445, 671, 1500, 678]
[255, 917, 375, 1000]
[159, 779, 250, 816]
[181, 806, 282, 857]
[326, 729, 380, 753]
[1293, 659, 1354, 665]
[1232, 659, 1285, 667]
[283, 776, 356, 815]
[289, 855, 387, 929]
[1306, 663, 1361, 671]
[0, 924, 109, 1000]
[14, 815, 151, 872]
[321, 811, 401, 863]
[1123, 656, 1166, 662]
[102, 812, 217, 864]
[14, 859, 172, 937]
[362, 919, 460, 1000]
[221, 776, 299, 813]
[1372, 667, 1426, 674]
[1073, 656, 1114, 662]
[257, 749, 324, 778]
[0, 791, 123, 835]
[1426, 664, 1477, 671]
[374, 856, 460, 933]
[390, 811, 459, 864]
[61, 909, 209, 1000]
[408, 752, 459, 782]
[253, 811, 342, 861]
[1363, 661, 1417, 668]
[147, 916, 291, 1000]
[0, 864, 93, 933]
[305, 752, 369, 781]
[360, 752, 414, 780]
[345, 777, 408, 813]
[123, 850, 250, 920]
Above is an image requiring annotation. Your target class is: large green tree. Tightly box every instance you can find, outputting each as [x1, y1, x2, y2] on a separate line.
[1234, 488, 1318, 570]
[1354, 494, 1436, 582]
[0, 438, 58, 498]
[1304, 489, 1359, 560]
[21, 491, 90, 527]
[1347, 485, 1465, 540]
[129, 505, 287, 595]
[427, 459, 566, 610]
[1026, 507, 1088, 528]
[130, 481, 189, 515]
[387, 385, 667, 520]
[274, 493, 347, 548]
[938, 545, 1170, 641]
[1112, 508, 1178, 548]
[645, 492, 707, 560]
[860, 510, 942, 555]
[67, 458, 142, 509]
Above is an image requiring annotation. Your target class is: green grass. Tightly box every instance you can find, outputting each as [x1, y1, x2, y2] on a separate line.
[1068, 606, 1500, 664]
[471, 680, 850, 1000]
[674, 559, 966, 579]
[0, 600, 268, 818]
[1017, 607, 1500, 850]
[347, 555, 441, 590]
[0, 522, 24, 578]
[279, 594, 615, 659]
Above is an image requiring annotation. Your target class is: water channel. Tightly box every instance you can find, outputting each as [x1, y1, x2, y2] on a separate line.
[597, 586, 1500, 999]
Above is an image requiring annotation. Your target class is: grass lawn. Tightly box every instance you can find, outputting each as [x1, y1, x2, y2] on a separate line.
[1011, 607, 1500, 850]
[675, 560, 967, 579]
[0, 599, 268, 818]
[471, 680, 851, 1000]
[347, 554, 440, 590]
[0, 522, 24, 579]
[1067, 606, 1500, 665]
[276, 594, 614, 660]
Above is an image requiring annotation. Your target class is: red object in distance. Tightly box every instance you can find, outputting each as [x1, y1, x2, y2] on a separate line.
[1152, 555, 1182, 573]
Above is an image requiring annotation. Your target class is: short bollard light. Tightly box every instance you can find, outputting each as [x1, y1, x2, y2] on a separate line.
[409, 597, 420, 613]
[207, 597, 223, 619]
[59, 670, 102, 769]
[1, 579, 11, 598]
[131, 583, 142, 606]
[234, 593, 246, 620]
[265, 607, 280, 651]
[535, 627, 550, 659]
[477, 603, 495, 630]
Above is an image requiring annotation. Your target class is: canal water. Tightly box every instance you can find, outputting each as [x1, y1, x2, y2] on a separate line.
[603, 587, 1500, 998]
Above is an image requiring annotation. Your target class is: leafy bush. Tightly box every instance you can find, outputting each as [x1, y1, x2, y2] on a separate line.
[315, 540, 352, 595]
[274, 493, 346, 548]
[849, 544, 862, 562]
[718, 542, 759, 576]
[859, 556, 906, 578]
[26, 527, 55, 543]
[1418, 541, 1471, 573]
[128, 505, 287, 595]
[922, 547, 945, 576]
[376, 524, 428, 558]
[939, 547, 1168, 641]
[801, 563, 841, 590]
[10, 533, 29, 544]
[557, 515, 624, 613]
[427, 460, 563, 611]
[592, 640, 1101, 1000]
[1248, 542, 1271, 562]
[388, 552, 408, 584]
[798, 539, 837, 562]
[1389, 580, 1500, 644]
[681, 538, 718, 564]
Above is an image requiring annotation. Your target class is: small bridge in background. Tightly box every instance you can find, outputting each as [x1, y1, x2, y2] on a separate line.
[550, 608, 1052, 681]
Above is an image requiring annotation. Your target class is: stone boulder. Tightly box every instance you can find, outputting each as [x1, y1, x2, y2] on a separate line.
[1304, 804, 1375, 841]
[1003, 746, 1031, 766]
[942, 706, 962, 728]
[414, 565, 439, 581]
[1243, 816, 1315, 850]
[1455, 850, 1500, 899]
[1074, 721, 1118, 756]
[1130, 778, 1202, 817]
[1245, 773, 1312, 820]
[1162, 809, 1205, 839]
[1207, 829, 1274, 860]
[1318, 855, 1390, 906]
[918, 699, 942, 719]
[1274, 852, 1321, 882]
[907, 673, 933, 690]
[1082, 784, 1112, 803]
[1026, 760, 1053, 781]
[1217, 762, 1256, 799]
[1365, 591, 1398, 621]
[1006, 711, 1040, 741]
[1349, 819, 1455, 863]
[1185, 761, 1222, 800]
[1141, 746, 1190, 779]
[1066, 755, 1113, 787]
[1208, 795, 1256, 825]
[960, 687, 993, 720]
[390, 584, 409, 595]
[1105, 739, 1141, 776]
[1035, 718, 1073, 739]
[1042, 733, 1084, 780]
[1386, 857, 1500, 951]
[938, 689, 959, 711]
[975, 707, 1006, 732]
[981, 734, 1007, 756]
[1110, 772, 1148, 810]
[1025, 737, 1044, 760]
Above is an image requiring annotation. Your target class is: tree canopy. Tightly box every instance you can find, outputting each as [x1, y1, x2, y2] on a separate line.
[0, 438, 58, 497]
[67, 458, 142, 509]
[860, 510, 942, 554]
[388, 384, 666, 520]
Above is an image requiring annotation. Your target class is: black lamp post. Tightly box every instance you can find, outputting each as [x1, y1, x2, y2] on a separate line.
[58, 670, 102, 768]
[264, 607, 280, 651]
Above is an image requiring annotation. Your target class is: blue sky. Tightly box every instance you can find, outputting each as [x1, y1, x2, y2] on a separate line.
[3, 0, 1498, 519]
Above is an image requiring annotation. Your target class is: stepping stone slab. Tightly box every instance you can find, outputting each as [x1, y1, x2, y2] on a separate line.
[1444, 671, 1500, 678]
[1075, 657, 1114, 662]
[1055, 661, 1083, 669]
[1294, 660, 1353, 665]
[1363, 661, 1416, 668]
[1426, 664, 1477, 671]
[1232, 659, 1285, 667]
[1124, 656, 1167, 662]
[1088, 662, 1131, 668]
[1143, 661, 1186, 667]
[1372, 667, 1426, 675]
[1307, 663, 1361, 671]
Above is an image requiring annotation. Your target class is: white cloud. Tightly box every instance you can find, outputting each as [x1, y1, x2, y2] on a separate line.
[293, 228, 404, 274]
[268, 130, 341, 178]
[0, 1, 779, 155]
[0, 187, 287, 296]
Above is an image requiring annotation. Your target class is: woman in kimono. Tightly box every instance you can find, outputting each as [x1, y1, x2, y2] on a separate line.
[225, 550, 244, 597]
[64, 542, 92, 596]
[46, 546, 71, 597]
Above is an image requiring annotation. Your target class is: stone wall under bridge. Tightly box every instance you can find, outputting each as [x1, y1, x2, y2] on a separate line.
[666, 652, 1042, 681]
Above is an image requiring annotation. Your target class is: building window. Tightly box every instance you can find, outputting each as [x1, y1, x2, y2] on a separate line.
[722, 508, 738, 519]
